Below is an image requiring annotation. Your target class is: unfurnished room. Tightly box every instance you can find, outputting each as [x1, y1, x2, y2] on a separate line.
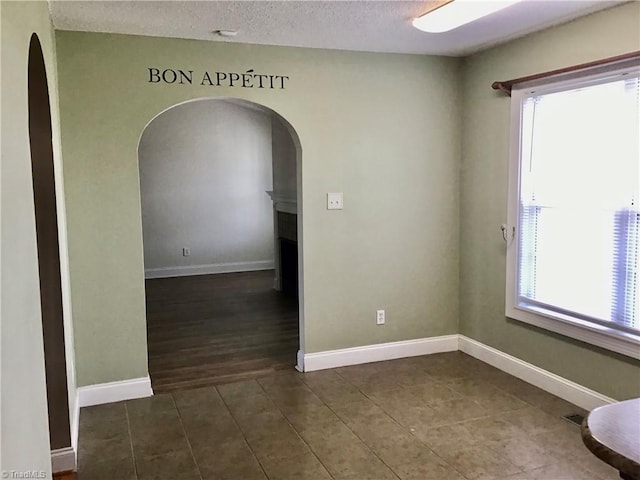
[1, 1, 639, 480]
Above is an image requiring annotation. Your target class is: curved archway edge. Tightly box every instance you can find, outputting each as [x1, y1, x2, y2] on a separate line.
[136, 96, 306, 375]
[28, 33, 72, 451]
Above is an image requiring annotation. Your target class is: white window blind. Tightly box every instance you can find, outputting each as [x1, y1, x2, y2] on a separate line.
[516, 73, 640, 336]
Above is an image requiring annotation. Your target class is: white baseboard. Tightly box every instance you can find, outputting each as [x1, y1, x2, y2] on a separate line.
[303, 335, 459, 372]
[458, 335, 615, 411]
[303, 334, 614, 410]
[50, 393, 80, 473]
[51, 447, 75, 473]
[295, 349, 304, 372]
[71, 336, 613, 417]
[145, 260, 275, 279]
[77, 376, 153, 407]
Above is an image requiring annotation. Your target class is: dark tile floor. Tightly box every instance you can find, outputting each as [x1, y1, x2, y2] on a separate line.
[77, 352, 618, 480]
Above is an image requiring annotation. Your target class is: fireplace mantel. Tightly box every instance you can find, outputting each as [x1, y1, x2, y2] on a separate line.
[266, 191, 297, 215]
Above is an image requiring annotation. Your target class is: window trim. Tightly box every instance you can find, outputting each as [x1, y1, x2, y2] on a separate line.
[505, 64, 640, 360]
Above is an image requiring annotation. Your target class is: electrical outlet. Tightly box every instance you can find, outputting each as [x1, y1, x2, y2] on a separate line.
[376, 309, 385, 325]
[183, 247, 190, 257]
[327, 192, 343, 210]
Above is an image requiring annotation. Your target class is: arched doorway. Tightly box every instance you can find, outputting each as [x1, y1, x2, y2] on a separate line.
[27, 34, 71, 455]
[138, 97, 304, 392]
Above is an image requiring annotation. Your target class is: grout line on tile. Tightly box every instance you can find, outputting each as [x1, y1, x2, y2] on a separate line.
[255, 378, 338, 480]
[124, 402, 139, 480]
[263, 392, 340, 479]
[325, 360, 502, 480]
[171, 394, 204, 480]
[305, 380, 403, 480]
[215, 382, 273, 480]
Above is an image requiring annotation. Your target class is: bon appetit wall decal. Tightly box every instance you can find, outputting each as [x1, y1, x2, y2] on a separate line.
[148, 68, 289, 89]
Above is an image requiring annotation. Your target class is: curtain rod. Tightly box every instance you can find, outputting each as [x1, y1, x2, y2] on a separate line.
[492, 50, 640, 96]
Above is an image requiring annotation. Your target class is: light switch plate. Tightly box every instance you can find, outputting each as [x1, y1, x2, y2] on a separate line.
[327, 192, 343, 210]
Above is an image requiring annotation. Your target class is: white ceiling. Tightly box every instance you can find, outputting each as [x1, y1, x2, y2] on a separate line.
[49, 0, 627, 57]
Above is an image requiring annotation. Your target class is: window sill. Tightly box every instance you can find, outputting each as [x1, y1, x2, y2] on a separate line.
[506, 304, 640, 360]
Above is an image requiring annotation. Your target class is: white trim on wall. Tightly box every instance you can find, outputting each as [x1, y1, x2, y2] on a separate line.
[303, 334, 615, 410]
[303, 335, 459, 372]
[458, 335, 615, 411]
[77, 376, 153, 408]
[73, 337, 615, 415]
[71, 396, 80, 459]
[296, 349, 305, 372]
[52, 391, 80, 474]
[51, 447, 76, 473]
[144, 260, 275, 279]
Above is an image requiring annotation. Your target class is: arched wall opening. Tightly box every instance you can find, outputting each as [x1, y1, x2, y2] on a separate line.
[27, 33, 71, 453]
[137, 97, 304, 391]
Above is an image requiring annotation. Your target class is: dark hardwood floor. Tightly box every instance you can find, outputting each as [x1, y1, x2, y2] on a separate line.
[53, 471, 76, 480]
[145, 270, 299, 393]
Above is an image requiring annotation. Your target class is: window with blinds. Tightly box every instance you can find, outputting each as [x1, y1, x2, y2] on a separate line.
[506, 65, 640, 357]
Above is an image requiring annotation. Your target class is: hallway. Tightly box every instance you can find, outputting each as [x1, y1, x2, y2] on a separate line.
[145, 270, 299, 393]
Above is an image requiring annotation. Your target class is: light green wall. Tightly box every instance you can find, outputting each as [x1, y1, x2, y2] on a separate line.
[56, 3, 640, 398]
[1, 0, 71, 475]
[55, 32, 462, 386]
[460, 2, 640, 400]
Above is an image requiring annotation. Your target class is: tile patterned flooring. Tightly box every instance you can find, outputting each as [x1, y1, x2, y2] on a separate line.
[77, 352, 618, 480]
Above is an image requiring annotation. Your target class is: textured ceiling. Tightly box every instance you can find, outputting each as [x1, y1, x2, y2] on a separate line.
[49, 0, 626, 56]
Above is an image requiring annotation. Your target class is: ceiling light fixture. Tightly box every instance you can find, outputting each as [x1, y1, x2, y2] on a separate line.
[412, 0, 524, 33]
